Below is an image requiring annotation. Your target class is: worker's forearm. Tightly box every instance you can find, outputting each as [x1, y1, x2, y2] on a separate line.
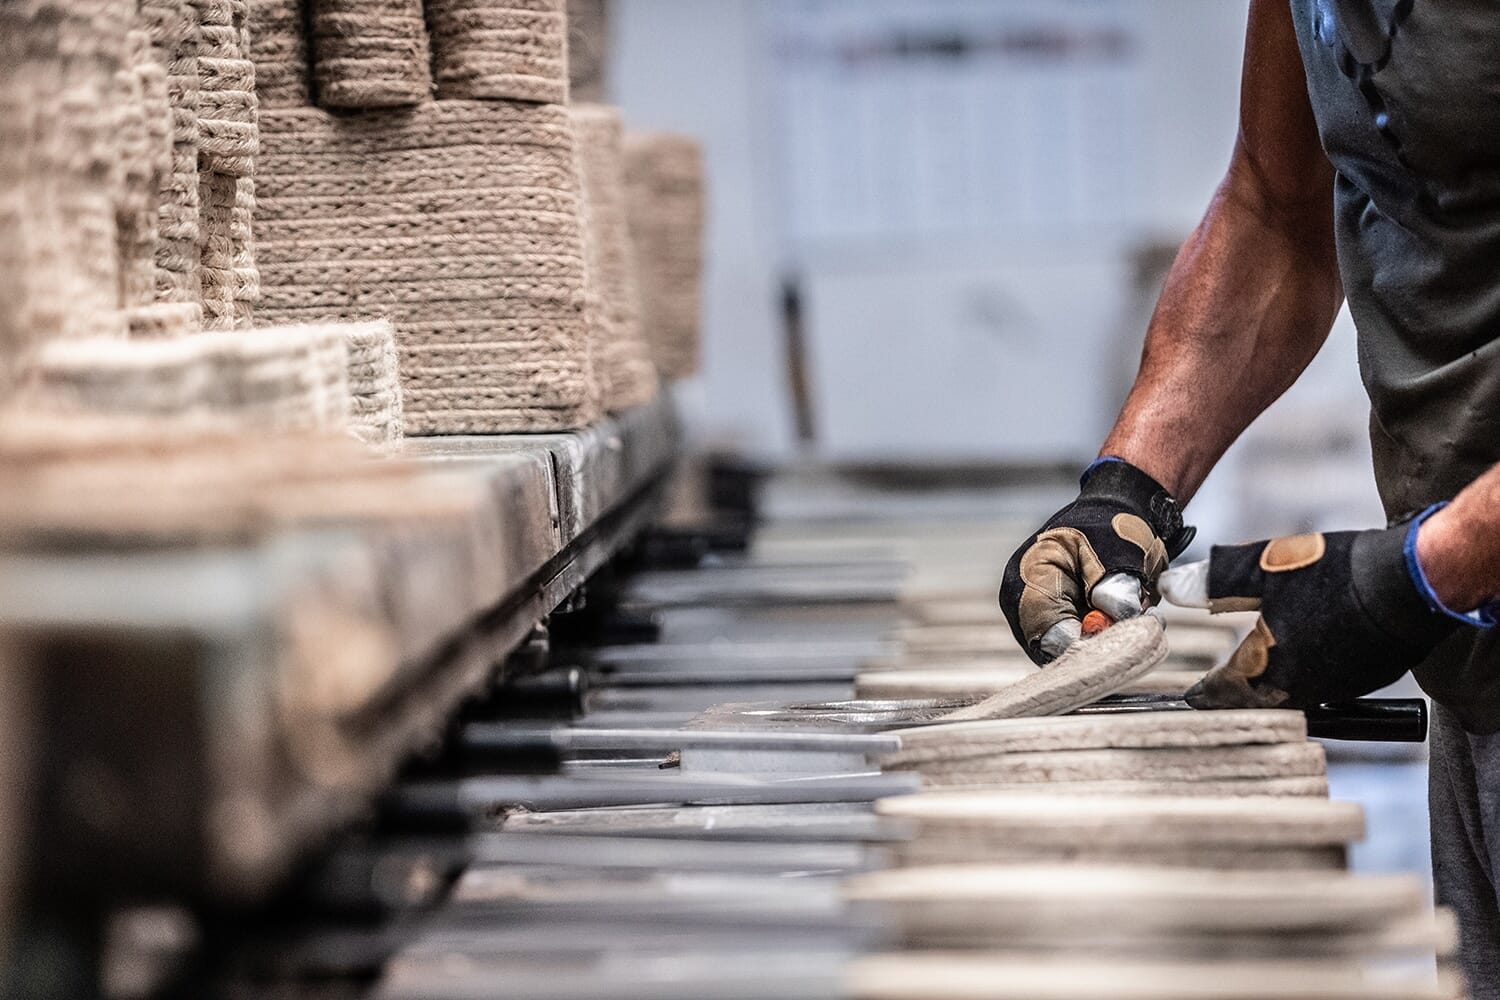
[1416, 467, 1500, 613]
[1100, 169, 1342, 504]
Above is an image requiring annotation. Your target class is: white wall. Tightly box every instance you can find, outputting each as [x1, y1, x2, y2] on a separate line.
[611, 0, 794, 455]
[611, 0, 1385, 540]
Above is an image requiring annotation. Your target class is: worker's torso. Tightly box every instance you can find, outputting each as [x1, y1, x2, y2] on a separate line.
[1290, 0, 1500, 730]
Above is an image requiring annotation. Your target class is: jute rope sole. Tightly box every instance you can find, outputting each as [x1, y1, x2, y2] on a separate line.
[878, 793, 1363, 869]
[623, 131, 705, 379]
[0, 0, 135, 388]
[0, 416, 478, 544]
[429, 0, 569, 103]
[571, 104, 657, 410]
[247, 0, 311, 108]
[856, 666, 1206, 701]
[566, 0, 608, 103]
[843, 954, 1462, 1000]
[309, 0, 432, 109]
[255, 101, 600, 434]
[902, 741, 1327, 788]
[951, 775, 1330, 798]
[20, 324, 355, 433]
[343, 319, 405, 447]
[845, 864, 1430, 938]
[886, 709, 1307, 764]
[938, 615, 1168, 722]
[895, 622, 1236, 665]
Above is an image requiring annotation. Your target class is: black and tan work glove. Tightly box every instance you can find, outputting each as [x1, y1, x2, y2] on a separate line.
[1000, 458, 1195, 664]
[1164, 505, 1492, 710]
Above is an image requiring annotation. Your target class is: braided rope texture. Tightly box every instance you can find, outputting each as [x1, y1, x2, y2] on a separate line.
[255, 100, 600, 435]
[0, 1, 137, 394]
[430, 0, 569, 104]
[246, 0, 311, 108]
[193, 0, 261, 332]
[571, 105, 657, 411]
[0, 418, 460, 544]
[310, 0, 433, 110]
[145, 0, 205, 311]
[20, 323, 355, 433]
[343, 320, 405, 447]
[624, 131, 705, 379]
[565, 0, 608, 103]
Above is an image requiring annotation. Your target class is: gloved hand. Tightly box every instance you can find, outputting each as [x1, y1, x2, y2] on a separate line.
[1000, 457, 1195, 664]
[1168, 506, 1490, 710]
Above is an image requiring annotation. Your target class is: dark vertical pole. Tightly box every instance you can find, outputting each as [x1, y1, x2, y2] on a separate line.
[781, 275, 817, 446]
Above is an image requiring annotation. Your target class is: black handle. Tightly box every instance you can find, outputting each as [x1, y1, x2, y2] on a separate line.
[1304, 698, 1427, 742]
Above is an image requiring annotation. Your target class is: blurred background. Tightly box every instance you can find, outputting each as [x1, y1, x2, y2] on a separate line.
[612, 0, 1384, 549]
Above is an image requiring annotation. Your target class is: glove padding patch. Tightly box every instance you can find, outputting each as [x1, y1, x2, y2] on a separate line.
[1260, 533, 1326, 573]
[1187, 527, 1454, 710]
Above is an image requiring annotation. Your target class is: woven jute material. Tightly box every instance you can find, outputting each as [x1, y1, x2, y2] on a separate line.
[878, 793, 1365, 870]
[194, 0, 258, 177]
[0, 415, 478, 545]
[429, 0, 569, 104]
[846, 864, 1429, 939]
[310, 0, 432, 109]
[149, 0, 204, 310]
[188, 0, 261, 331]
[343, 320, 405, 447]
[127, 302, 205, 340]
[855, 666, 1205, 701]
[116, 26, 176, 312]
[20, 324, 352, 433]
[623, 130, 704, 379]
[571, 105, 657, 410]
[844, 954, 1461, 1000]
[0, 0, 136, 394]
[887, 710, 1308, 766]
[199, 169, 239, 328]
[247, 0, 311, 108]
[937, 615, 1168, 722]
[906, 741, 1328, 789]
[255, 101, 600, 434]
[231, 175, 259, 327]
[566, 0, 608, 103]
[952, 775, 1331, 798]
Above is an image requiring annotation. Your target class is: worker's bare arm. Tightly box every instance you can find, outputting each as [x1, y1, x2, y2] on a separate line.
[1100, 0, 1340, 503]
[1417, 468, 1500, 614]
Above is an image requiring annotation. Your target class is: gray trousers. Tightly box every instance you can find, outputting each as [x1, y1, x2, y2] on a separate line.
[1432, 702, 1500, 996]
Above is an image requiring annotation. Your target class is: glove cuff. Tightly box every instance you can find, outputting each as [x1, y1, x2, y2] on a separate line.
[1082, 457, 1196, 558]
[1349, 514, 1461, 648]
[1403, 503, 1499, 629]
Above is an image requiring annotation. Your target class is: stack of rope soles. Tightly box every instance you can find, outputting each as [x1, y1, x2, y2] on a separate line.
[571, 104, 657, 411]
[623, 131, 705, 379]
[255, 100, 597, 434]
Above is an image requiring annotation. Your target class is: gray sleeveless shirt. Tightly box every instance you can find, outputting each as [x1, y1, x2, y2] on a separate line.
[1290, 0, 1500, 731]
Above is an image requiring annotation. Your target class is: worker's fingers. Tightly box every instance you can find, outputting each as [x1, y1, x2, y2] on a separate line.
[1012, 527, 1105, 661]
[1089, 573, 1146, 621]
[1109, 513, 1170, 581]
[1037, 615, 1083, 662]
[1159, 560, 1211, 608]
[1184, 617, 1290, 709]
